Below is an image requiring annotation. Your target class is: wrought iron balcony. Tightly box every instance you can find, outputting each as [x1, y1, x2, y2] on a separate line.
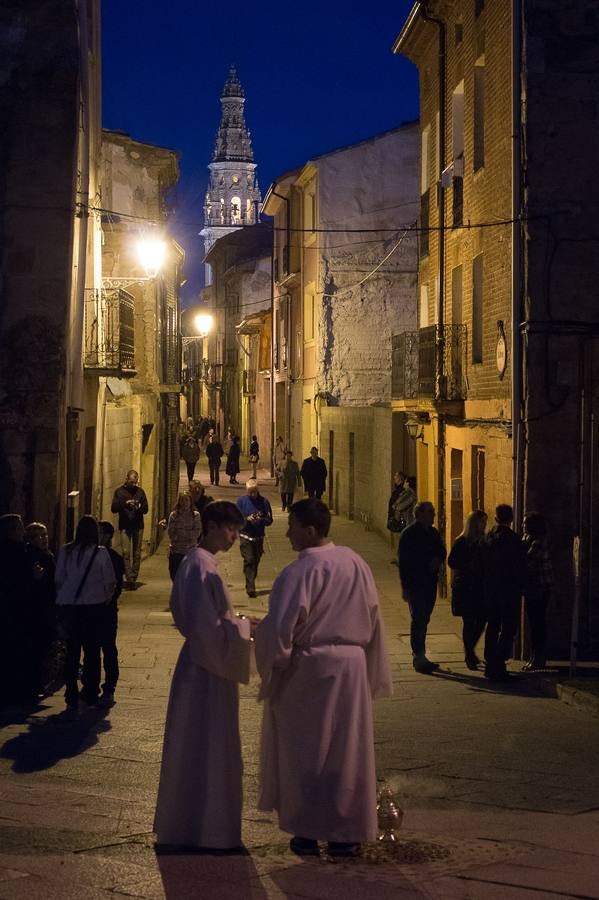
[392, 324, 467, 401]
[392, 332, 419, 399]
[84, 289, 135, 373]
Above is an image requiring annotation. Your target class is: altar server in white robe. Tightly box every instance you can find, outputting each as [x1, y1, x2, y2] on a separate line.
[255, 498, 392, 858]
[154, 500, 251, 851]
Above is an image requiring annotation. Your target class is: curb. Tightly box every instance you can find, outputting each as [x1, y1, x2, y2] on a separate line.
[532, 675, 599, 718]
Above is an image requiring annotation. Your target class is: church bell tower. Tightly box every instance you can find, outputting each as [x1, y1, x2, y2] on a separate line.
[202, 65, 261, 284]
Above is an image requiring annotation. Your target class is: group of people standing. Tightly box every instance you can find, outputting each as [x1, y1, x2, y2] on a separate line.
[182, 421, 260, 487]
[396, 496, 552, 680]
[274, 438, 328, 508]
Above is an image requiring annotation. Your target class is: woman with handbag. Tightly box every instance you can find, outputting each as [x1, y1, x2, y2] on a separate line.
[55, 515, 116, 709]
[249, 435, 259, 478]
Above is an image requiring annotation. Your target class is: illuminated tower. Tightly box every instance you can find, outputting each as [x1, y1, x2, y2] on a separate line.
[202, 64, 261, 284]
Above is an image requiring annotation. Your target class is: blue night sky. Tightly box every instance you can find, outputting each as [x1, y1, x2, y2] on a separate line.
[102, 0, 419, 303]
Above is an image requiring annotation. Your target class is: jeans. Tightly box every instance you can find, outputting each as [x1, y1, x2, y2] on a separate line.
[239, 538, 263, 593]
[462, 613, 486, 660]
[406, 588, 437, 659]
[281, 492, 294, 510]
[101, 604, 119, 693]
[120, 528, 143, 583]
[484, 593, 520, 673]
[61, 604, 106, 704]
[168, 552, 185, 581]
[209, 460, 220, 485]
[524, 590, 550, 664]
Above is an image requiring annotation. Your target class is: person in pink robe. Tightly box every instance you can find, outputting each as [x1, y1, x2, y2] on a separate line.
[255, 498, 392, 858]
[154, 500, 251, 851]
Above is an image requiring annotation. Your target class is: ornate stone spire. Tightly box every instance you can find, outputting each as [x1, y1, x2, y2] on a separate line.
[202, 65, 261, 284]
[212, 64, 254, 163]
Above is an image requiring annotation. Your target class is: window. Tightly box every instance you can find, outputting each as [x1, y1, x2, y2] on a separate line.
[421, 125, 431, 194]
[452, 81, 464, 162]
[452, 265, 463, 325]
[455, 22, 463, 44]
[472, 254, 483, 364]
[304, 289, 315, 341]
[231, 196, 241, 224]
[475, 0, 485, 18]
[420, 189, 430, 258]
[419, 284, 429, 329]
[474, 58, 485, 171]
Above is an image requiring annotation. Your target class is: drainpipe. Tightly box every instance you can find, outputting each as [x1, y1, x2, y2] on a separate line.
[269, 235, 275, 476]
[421, 3, 447, 551]
[271, 188, 291, 449]
[512, 0, 524, 529]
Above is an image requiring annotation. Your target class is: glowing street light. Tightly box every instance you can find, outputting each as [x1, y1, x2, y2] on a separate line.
[194, 313, 214, 338]
[137, 237, 167, 278]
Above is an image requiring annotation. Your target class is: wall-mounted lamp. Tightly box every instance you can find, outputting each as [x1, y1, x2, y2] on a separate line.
[405, 416, 425, 441]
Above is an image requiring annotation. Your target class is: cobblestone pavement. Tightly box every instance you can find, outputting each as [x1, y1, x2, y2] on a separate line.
[0, 461, 598, 899]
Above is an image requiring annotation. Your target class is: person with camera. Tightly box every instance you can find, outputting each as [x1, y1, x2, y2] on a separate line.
[111, 469, 148, 590]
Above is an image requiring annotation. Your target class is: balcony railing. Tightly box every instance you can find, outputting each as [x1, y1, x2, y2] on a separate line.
[392, 324, 467, 401]
[84, 289, 135, 373]
[392, 332, 419, 399]
[243, 369, 256, 396]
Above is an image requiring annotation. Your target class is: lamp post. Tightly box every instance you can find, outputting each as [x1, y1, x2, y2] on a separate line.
[181, 310, 214, 420]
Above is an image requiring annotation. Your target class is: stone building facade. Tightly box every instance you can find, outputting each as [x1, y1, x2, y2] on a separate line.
[97, 131, 183, 551]
[201, 65, 261, 285]
[394, 0, 599, 654]
[263, 125, 420, 532]
[0, 0, 102, 542]
[201, 225, 272, 454]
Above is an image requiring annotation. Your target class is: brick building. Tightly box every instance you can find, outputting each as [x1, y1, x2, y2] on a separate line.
[263, 125, 419, 531]
[394, 0, 599, 655]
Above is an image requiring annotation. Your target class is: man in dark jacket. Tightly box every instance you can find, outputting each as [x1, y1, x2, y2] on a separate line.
[236, 479, 273, 597]
[206, 434, 224, 486]
[398, 501, 446, 674]
[110, 469, 148, 590]
[98, 521, 125, 705]
[484, 504, 528, 681]
[300, 447, 327, 499]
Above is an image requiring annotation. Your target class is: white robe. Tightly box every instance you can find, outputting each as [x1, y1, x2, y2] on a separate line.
[255, 542, 392, 843]
[154, 547, 250, 848]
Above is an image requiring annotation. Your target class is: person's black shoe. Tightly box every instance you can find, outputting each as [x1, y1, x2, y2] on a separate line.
[289, 836, 319, 857]
[465, 653, 480, 670]
[247, 590, 257, 598]
[327, 841, 361, 858]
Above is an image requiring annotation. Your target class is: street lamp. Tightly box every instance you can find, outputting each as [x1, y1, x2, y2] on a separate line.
[405, 415, 425, 441]
[137, 237, 167, 279]
[193, 312, 214, 339]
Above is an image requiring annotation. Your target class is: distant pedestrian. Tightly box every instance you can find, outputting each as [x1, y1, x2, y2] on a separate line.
[279, 450, 301, 511]
[55, 515, 116, 709]
[255, 498, 392, 858]
[522, 512, 553, 671]
[274, 436, 286, 486]
[226, 436, 241, 484]
[387, 472, 406, 563]
[189, 481, 214, 519]
[236, 479, 273, 598]
[223, 426, 234, 456]
[398, 501, 446, 674]
[167, 492, 202, 581]
[249, 435, 260, 478]
[98, 521, 124, 706]
[110, 469, 148, 590]
[24, 522, 56, 697]
[448, 510, 488, 670]
[396, 476, 417, 527]
[181, 435, 200, 483]
[484, 504, 528, 682]
[206, 434, 224, 486]
[300, 447, 327, 499]
[154, 500, 251, 851]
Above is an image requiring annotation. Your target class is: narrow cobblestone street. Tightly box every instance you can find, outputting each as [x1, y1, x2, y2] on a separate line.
[0, 463, 598, 899]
